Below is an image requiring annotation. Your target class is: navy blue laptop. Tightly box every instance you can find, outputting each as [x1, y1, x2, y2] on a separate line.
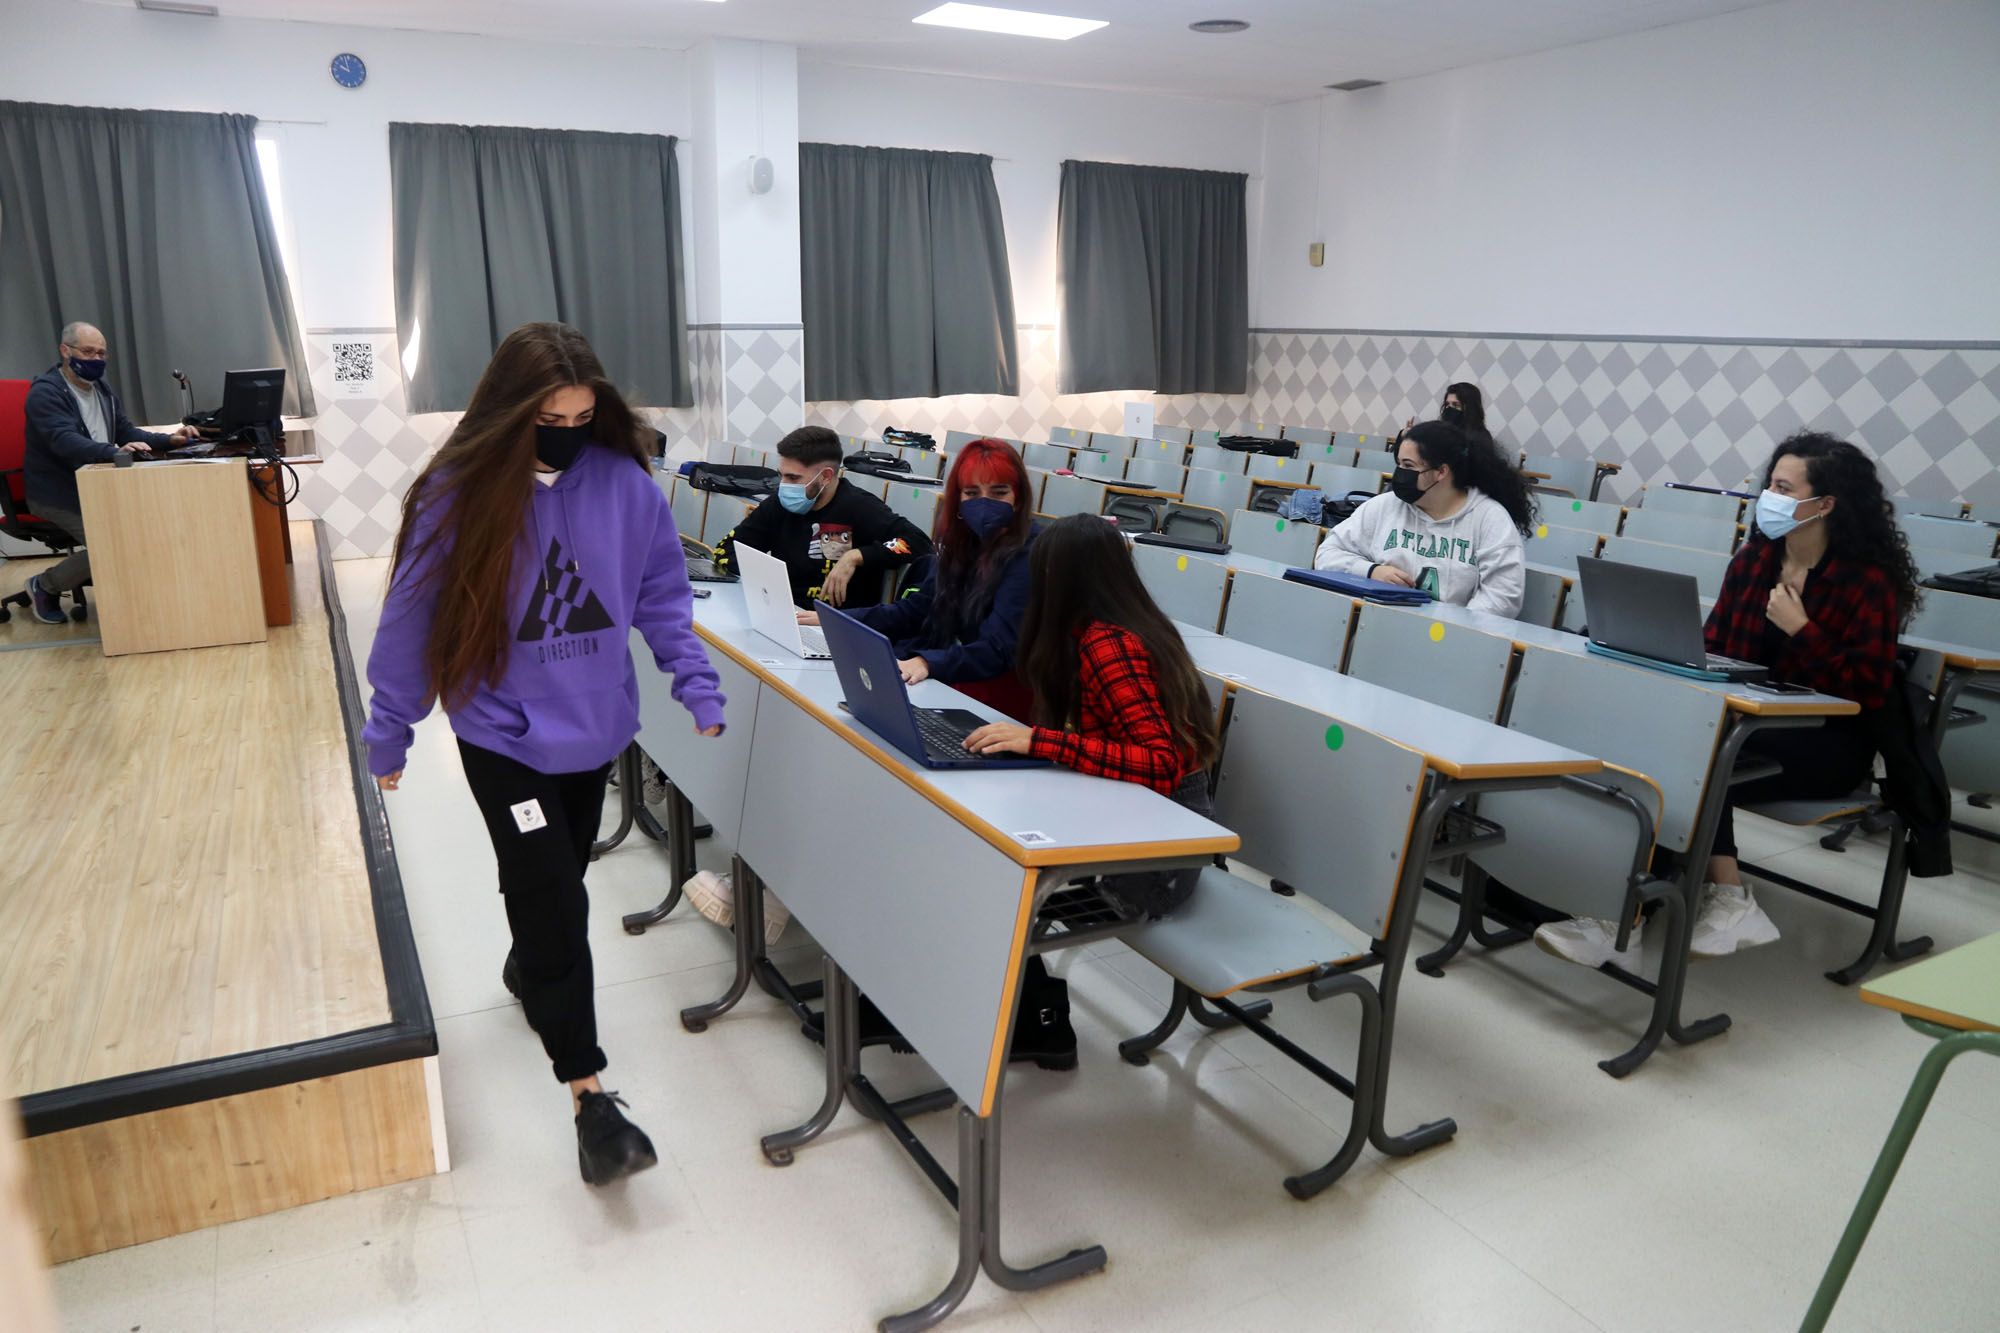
[814, 604, 1045, 770]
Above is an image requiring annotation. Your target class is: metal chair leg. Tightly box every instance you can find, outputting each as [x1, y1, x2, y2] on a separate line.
[1188, 993, 1272, 1027]
[879, 1109, 985, 1333]
[1802, 1027, 2000, 1332]
[591, 745, 640, 859]
[621, 782, 696, 935]
[1283, 973, 1384, 1200]
[679, 854, 760, 1031]
[762, 958, 852, 1165]
[1118, 981, 1193, 1065]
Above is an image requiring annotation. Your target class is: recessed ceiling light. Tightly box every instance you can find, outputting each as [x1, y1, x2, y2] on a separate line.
[1188, 19, 1250, 34]
[914, 3, 1107, 40]
[1325, 79, 1383, 91]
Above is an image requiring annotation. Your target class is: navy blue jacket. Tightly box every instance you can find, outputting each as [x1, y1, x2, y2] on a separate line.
[849, 532, 1035, 684]
[24, 365, 172, 512]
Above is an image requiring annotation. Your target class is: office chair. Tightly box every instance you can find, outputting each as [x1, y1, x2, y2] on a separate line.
[0, 378, 90, 623]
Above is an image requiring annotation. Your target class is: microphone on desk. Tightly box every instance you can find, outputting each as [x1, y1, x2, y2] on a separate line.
[172, 369, 196, 426]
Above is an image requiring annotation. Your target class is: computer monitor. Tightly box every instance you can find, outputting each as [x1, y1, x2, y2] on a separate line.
[217, 368, 285, 434]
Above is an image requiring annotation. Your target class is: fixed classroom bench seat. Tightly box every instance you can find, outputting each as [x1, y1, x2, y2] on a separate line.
[1910, 543, 1989, 581]
[943, 429, 983, 452]
[1280, 425, 1334, 447]
[1133, 438, 1190, 469]
[1642, 485, 1745, 523]
[1117, 686, 1441, 1198]
[1314, 463, 1389, 498]
[1092, 435, 1140, 459]
[1619, 507, 1739, 553]
[700, 495, 755, 546]
[1040, 472, 1109, 520]
[1046, 426, 1088, 446]
[886, 481, 941, 532]
[1903, 514, 1998, 559]
[1292, 439, 1358, 471]
[1220, 569, 1350, 666]
[1132, 540, 1230, 631]
[1352, 447, 1397, 474]
[1441, 642, 1730, 1074]
[1019, 441, 1072, 472]
[1520, 453, 1616, 501]
[1541, 495, 1626, 536]
[1158, 502, 1228, 545]
[1121, 456, 1186, 493]
[1344, 601, 1514, 721]
[1518, 566, 1572, 630]
[1152, 425, 1195, 446]
[1189, 444, 1247, 475]
[671, 481, 709, 549]
[1228, 508, 1320, 565]
[1245, 453, 1311, 484]
[1183, 469, 1254, 521]
[1524, 524, 1603, 568]
[1889, 495, 1967, 523]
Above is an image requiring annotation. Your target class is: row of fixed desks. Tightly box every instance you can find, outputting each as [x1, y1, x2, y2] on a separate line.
[628, 581, 1602, 1331]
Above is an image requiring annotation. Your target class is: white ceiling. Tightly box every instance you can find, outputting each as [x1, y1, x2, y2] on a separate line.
[124, 0, 1786, 103]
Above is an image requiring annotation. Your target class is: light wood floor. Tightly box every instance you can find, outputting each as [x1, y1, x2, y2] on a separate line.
[0, 523, 390, 1099]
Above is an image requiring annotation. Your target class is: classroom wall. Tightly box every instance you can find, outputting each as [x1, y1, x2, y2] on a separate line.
[0, 0, 703, 556]
[795, 62, 1265, 443]
[1250, 0, 2000, 503]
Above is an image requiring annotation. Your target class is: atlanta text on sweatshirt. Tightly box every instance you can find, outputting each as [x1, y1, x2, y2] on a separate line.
[1312, 488, 1527, 617]
[363, 445, 726, 779]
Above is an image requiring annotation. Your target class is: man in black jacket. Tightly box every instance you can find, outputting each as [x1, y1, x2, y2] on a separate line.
[20, 321, 196, 623]
[712, 425, 932, 608]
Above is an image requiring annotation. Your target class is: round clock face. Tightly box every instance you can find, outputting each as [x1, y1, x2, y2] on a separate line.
[331, 53, 366, 89]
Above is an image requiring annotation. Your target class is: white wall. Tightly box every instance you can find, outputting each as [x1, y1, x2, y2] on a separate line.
[1257, 0, 2000, 342]
[0, 0, 693, 331]
[797, 63, 1265, 327]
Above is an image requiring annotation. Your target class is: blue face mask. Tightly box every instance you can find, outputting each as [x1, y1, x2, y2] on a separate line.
[68, 355, 107, 383]
[959, 496, 1014, 541]
[1755, 488, 1822, 539]
[778, 469, 830, 515]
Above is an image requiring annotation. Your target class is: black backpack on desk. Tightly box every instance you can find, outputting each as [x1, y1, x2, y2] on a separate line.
[1217, 434, 1298, 458]
[686, 463, 778, 498]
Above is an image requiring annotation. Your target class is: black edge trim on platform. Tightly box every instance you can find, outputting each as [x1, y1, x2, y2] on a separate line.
[20, 523, 437, 1137]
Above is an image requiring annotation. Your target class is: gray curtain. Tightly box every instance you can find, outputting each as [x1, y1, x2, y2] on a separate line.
[1058, 160, 1248, 395]
[390, 123, 691, 415]
[800, 143, 1017, 402]
[0, 101, 314, 423]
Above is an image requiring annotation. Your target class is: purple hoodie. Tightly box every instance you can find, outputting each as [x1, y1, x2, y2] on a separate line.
[362, 445, 725, 778]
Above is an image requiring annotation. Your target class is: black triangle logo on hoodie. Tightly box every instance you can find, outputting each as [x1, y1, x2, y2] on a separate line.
[516, 537, 615, 641]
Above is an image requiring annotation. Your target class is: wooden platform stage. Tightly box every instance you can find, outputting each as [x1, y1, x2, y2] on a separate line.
[0, 522, 442, 1263]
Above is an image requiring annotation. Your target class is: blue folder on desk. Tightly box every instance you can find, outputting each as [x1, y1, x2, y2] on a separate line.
[1283, 567, 1435, 606]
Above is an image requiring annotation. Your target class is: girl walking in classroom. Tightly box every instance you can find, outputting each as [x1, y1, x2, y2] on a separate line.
[362, 322, 725, 1186]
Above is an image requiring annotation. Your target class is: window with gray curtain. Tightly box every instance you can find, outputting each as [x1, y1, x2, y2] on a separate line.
[0, 101, 315, 424]
[390, 123, 691, 415]
[1058, 160, 1248, 396]
[799, 143, 1018, 402]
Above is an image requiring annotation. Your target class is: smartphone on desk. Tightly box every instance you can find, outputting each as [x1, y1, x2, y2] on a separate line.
[690, 587, 711, 599]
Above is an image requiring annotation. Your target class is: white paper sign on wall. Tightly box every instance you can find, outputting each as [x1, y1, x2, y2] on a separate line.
[1121, 401, 1155, 441]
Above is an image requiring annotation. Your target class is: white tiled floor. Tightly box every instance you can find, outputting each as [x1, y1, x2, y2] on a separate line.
[49, 560, 2000, 1331]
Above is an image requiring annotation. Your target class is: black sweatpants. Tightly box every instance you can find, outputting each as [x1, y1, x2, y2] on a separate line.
[1710, 720, 1874, 860]
[458, 739, 614, 1084]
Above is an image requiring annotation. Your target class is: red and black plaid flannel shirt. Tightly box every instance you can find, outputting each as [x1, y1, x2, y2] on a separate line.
[1028, 623, 1189, 794]
[1703, 538, 1899, 709]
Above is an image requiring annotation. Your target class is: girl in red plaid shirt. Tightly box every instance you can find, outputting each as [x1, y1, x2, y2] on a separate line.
[1537, 433, 1921, 969]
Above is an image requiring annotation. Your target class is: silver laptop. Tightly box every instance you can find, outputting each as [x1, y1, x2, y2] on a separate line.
[735, 544, 831, 659]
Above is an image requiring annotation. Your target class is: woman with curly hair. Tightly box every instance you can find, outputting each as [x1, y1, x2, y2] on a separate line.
[1536, 431, 1920, 968]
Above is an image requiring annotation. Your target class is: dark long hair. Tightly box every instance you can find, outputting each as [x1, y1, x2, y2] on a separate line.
[1750, 431, 1921, 627]
[934, 438, 1034, 594]
[1016, 515, 1218, 769]
[1444, 381, 1492, 443]
[389, 322, 651, 709]
[1402, 419, 1537, 535]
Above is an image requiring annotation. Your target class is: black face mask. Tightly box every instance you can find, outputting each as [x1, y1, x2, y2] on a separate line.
[1390, 465, 1432, 504]
[1439, 404, 1465, 428]
[535, 423, 592, 471]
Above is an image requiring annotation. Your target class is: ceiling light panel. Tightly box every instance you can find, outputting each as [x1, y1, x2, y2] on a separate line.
[912, 4, 1108, 41]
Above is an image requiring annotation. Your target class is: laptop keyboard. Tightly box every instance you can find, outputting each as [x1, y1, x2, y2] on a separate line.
[915, 709, 980, 759]
[799, 625, 831, 657]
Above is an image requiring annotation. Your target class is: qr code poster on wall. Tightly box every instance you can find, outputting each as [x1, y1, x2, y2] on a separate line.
[329, 338, 378, 398]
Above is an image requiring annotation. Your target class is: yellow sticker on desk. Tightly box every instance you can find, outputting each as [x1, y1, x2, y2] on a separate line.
[1536, 524, 1549, 539]
[1429, 623, 1446, 642]
[1176, 555, 1189, 571]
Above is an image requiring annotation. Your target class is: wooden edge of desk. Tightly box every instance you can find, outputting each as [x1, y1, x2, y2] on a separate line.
[1942, 654, 2000, 672]
[978, 868, 1041, 1116]
[697, 625, 1241, 870]
[1726, 696, 1861, 717]
[1601, 761, 1667, 841]
[1858, 989, 1999, 1034]
[1420, 756, 1602, 781]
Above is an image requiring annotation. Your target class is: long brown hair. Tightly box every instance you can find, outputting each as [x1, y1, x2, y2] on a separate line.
[1016, 514, 1218, 769]
[389, 322, 651, 709]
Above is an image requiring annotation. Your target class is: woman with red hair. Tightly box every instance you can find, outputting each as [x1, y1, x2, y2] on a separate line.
[803, 436, 1036, 718]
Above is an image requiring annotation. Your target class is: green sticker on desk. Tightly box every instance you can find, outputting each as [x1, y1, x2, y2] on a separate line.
[1571, 499, 1583, 511]
[1275, 518, 1287, 531]
[1324, 723, 1344, 751]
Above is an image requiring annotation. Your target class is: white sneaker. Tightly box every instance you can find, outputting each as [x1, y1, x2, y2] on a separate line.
[640, 755, 669, 807]
[1690, 881, 1780, 958]
[1534, 916, 1644, 970]
[681, 871, 790, 946]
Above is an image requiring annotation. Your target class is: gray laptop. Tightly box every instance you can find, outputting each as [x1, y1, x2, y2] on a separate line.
[1577, 557, 1768, 683]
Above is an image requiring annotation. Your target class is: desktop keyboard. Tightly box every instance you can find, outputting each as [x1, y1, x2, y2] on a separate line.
[915, 709, 981, 759]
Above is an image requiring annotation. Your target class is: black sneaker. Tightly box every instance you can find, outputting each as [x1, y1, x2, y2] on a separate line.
[26, 575, 66, 625]
[575, 1090, 658, 1186]
[1009, 959, 1077, 1071]
[501, 950, 522, 999]
[801, 993, 915, 1055]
